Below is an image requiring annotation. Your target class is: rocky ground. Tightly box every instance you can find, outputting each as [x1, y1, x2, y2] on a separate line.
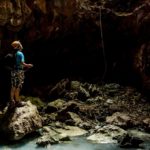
[0, 79, 150, 149]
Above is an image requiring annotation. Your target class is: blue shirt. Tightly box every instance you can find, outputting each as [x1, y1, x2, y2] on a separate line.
[15, 51, 25, 70]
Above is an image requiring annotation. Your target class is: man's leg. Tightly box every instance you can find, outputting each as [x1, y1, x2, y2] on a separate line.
[14, 71, 25, 107]
[14, 87, 26, 107]
[10, 87, 16, 107]
[6, 86, 16, 110]
[10, 87, 15, 101]
[10, 70, 16, 108]
[14, 88, 20, 103]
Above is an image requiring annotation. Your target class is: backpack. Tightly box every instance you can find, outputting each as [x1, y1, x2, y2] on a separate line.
[3, 51, 16, 71]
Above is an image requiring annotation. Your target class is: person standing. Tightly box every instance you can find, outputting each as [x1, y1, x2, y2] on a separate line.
[10, 41, 33, 107]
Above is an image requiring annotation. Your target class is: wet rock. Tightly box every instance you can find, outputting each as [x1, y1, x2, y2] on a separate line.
[119, 134, 143, 148]
[22, 96, 46, 111]
[143, 118, 150, 131]
[86, 96, 105, 104]
[1, 101, 42, 141]
[36, 134, 60, 146]
[64, 91, 78, 100]
[57, 101, 80, 117]
[36, 125, 87, 146]
[65, 112, 83, 126]
[78, 86, 90, 101]
[128, 129, 150, 142]
[82, 83, 101, 96]
[48, 79, 69, 98]
[87, 125, 127, 143]
[70, 81, 81, 90]
[57, 126, 88, 137]
[42, 113, 58, 125]
[37, 126, 64, 146]
[106, 112, 131, 128]
[118, 130, 146, 148]
[45, 99, 66, 113]
[79, 121, 93, 130]
[102, 83, 121, 97]
[70, 81, 90, 101]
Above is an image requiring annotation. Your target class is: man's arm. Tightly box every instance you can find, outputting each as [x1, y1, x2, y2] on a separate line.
[20, 52, 33, 68]
[22, 62, 33, 68]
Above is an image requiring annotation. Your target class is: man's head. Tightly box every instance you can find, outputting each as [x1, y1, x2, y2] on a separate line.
[11, 41, 23, 50]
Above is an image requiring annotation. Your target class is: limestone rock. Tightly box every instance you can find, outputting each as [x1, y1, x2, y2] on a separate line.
[87, 125, 127, 143]
[45, 99, 66, 113]
[0, 0, 31, 31]
[36, 125, 87, 146]
[1, 101, 42, 141]
[118, 130, 149, 148]
[106, 112, 131, 128]
[65, 112, 83, 126]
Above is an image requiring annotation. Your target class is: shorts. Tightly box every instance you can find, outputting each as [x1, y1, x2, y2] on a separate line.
[11, 70, 25, 89]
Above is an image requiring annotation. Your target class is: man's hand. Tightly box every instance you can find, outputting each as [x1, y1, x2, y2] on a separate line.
[27, 64, 33, 68]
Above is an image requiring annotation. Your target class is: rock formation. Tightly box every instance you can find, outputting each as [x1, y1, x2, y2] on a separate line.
[0, 0, 149, 98]
[1, 101, 42, 141]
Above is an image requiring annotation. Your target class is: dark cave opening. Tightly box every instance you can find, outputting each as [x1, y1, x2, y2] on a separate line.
[23, 30, 141, 91]
[0, 5, 146, 101]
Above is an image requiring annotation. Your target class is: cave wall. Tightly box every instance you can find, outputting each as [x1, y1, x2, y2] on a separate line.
[0, 0, 150, 100]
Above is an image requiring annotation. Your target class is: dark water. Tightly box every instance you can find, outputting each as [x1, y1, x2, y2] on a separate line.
[0, 135, 150, 150]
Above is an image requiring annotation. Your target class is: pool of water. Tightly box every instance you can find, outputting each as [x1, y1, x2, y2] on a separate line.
[0, 135, 150, 150]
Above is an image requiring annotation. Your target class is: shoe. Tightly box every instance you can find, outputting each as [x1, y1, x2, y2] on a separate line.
[8, 100, 15, 109]
[16, 101, 26, 107]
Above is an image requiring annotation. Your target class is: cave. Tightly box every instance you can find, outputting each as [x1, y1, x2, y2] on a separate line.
[0, 1, 150, 149]
[0, 0, 149, 102]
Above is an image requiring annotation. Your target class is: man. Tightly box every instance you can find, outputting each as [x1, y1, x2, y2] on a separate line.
[10, 41, 33, 107]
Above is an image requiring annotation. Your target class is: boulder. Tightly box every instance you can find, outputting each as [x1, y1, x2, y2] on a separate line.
[118, 129, 150, 148]
[1, 101, 42, 141]
[106, 112, 131, 128]
[36, 125, 87, 146]
[65, 112, 83, 126]
[87, 125, 127, 143]
[45, 99, 66, 113]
